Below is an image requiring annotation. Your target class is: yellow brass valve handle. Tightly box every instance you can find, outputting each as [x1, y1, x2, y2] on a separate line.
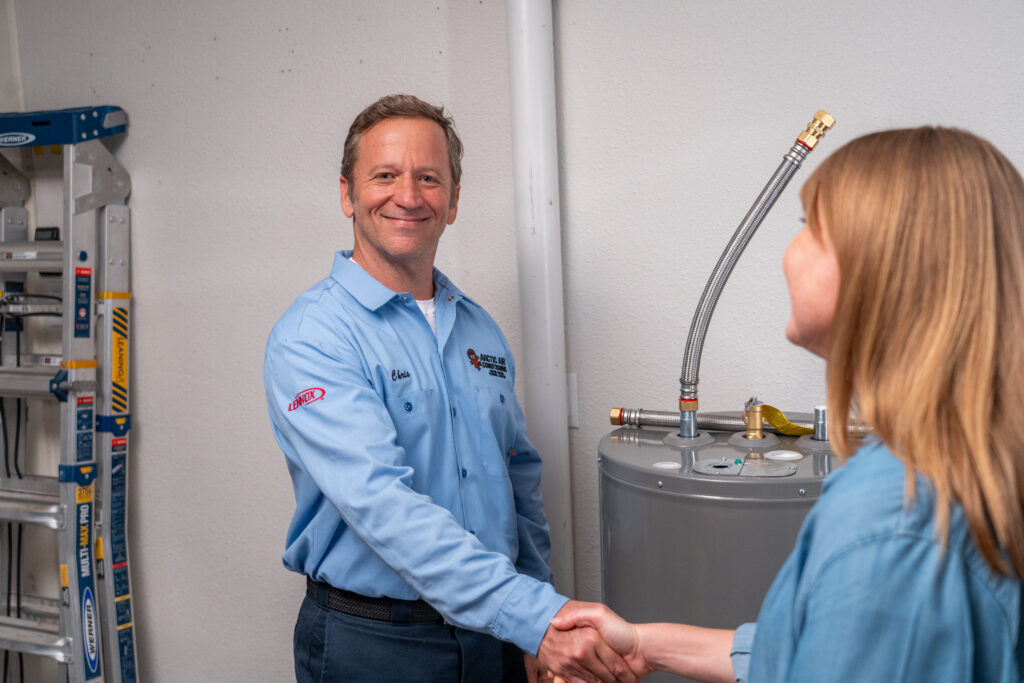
[760, 404, 813, 436]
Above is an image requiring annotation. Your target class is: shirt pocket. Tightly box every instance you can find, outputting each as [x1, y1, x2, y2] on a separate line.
[384, 388, 436, 452]
[473, 385, 515, 477]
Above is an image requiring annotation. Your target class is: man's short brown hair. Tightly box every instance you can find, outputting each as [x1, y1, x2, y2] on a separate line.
[340, 94, 463, 191]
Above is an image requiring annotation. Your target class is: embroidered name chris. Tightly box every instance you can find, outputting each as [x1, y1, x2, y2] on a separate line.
[392, 369, 411, 381]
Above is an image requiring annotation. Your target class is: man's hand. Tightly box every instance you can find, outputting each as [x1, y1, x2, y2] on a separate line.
[548, 602, 653, 680]
[536, 601, 642, 683]
[524, 652, 548, 683]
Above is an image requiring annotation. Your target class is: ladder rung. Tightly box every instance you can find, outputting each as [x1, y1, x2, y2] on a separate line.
[0, 366, 59, 398]
[0, 474, 60, 497]
[0, 594, 61, 623]
[0, 477, 62, 528]
[1, 303, 63, 315]
[0, 241, 63, 272]
[0, 614, 71, 663]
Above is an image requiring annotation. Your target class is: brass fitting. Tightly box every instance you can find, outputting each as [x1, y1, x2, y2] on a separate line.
[610, 407, 623, 425]
[796, 110, 836, 150]
[743, 404, 764, 440]
[679, 398, 698, 412]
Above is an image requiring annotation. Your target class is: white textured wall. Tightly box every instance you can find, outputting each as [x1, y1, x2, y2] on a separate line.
[555, 0, 1024, 602]
[4, 1, 1024, 680]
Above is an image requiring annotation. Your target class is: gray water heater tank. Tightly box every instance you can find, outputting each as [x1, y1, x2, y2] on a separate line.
[599, 417, 837, 683]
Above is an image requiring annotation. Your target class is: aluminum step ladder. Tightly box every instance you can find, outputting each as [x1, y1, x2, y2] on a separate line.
[0, 106, 138, 683]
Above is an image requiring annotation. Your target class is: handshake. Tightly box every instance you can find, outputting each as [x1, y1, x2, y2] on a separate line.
[529, 600, 735, 683]
[530, 600, 648, 683]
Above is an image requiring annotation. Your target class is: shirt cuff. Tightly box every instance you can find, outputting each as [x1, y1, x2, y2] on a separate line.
[730, 622, 757, 683]
[491, 575, 569, 655]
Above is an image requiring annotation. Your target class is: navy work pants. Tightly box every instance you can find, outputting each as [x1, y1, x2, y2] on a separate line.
[294, 592, 529, 682]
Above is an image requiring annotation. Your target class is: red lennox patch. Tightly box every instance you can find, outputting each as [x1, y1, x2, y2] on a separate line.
[288, 387, 326, 411]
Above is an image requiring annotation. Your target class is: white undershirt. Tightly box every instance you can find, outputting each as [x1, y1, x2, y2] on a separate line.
[416, 297, 437, 335]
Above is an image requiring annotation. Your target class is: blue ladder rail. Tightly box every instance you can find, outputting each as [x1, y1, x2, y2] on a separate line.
[0, 106, 128, 147]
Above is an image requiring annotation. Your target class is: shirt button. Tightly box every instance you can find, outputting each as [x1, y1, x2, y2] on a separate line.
[451, 407, 457, 417]
[469, 529, 475, 535]
[499, 394, 505, 404]
[401, 295, 409, 302]
[461, 468, 467, 478]
[404, 402, 413, 412]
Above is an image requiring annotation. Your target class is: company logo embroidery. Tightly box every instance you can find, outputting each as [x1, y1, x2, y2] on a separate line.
[288, 387, 326, 411]
[466, 348, 508, 378]
[391, 369, 411, 381]
[0, 132, 35, 147]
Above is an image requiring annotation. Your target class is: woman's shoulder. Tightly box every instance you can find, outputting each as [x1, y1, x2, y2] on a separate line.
[803, 441, 911, 541]
[753, 444, 1022, 682]
[797, 440, 1020, 626]
[797, 441, 971, 588]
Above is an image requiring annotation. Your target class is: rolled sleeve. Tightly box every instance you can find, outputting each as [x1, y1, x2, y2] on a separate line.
[730, 622, 756, 683]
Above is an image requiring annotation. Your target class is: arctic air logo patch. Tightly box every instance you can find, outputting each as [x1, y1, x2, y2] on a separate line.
[466, 348, 508, 378]
[288, 387, 325, 411]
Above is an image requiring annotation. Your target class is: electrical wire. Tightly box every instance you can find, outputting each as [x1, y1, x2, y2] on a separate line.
[13, 323, 23, 683]
[1, 312, 9, 683]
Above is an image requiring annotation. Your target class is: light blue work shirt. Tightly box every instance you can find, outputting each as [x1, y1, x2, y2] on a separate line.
[731, 441, 1022, 682]
[264, 251, 568, 655]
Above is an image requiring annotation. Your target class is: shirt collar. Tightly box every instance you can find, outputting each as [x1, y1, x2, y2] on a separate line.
[330, 250, 468, 310]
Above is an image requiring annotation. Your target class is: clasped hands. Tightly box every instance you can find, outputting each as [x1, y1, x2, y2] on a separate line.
[530, 600, 651, 683]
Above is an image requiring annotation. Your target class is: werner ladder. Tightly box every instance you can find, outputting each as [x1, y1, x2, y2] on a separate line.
[0, 106, 138, 682]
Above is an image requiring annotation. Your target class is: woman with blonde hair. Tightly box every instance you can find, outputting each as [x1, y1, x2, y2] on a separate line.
[551, 127, 1024, 682]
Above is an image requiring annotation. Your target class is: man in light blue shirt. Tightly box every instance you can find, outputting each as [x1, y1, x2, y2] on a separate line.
[265, 95, 635, 683]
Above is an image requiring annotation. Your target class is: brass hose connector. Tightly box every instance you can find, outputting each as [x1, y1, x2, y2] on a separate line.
[796, 110, 836, 150]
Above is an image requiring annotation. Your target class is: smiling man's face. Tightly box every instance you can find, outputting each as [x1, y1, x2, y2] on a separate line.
[342, 116, 460, 279]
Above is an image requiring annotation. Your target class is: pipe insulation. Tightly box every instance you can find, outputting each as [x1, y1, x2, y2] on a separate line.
[506, 0, 575, 595]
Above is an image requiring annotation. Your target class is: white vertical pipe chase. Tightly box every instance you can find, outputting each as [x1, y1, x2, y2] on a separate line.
[506, 0, 575, 595]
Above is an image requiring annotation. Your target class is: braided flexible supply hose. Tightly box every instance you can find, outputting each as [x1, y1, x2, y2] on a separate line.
[677, 111, 835, 437]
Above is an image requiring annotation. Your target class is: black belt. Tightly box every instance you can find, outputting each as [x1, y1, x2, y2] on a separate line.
[306, 577, 443, 624]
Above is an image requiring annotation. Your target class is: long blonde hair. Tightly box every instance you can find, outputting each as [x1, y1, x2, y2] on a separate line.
[802, 127, 1024, 578]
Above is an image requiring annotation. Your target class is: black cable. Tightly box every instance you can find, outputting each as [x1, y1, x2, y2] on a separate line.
[13, 321, 23, 683]
[14, 525, 21, 683]
[0, 312, 8, 683]
[2, 525, 8, 683]
[0, 401, 7, 482]
[11, 400, 19, 480]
